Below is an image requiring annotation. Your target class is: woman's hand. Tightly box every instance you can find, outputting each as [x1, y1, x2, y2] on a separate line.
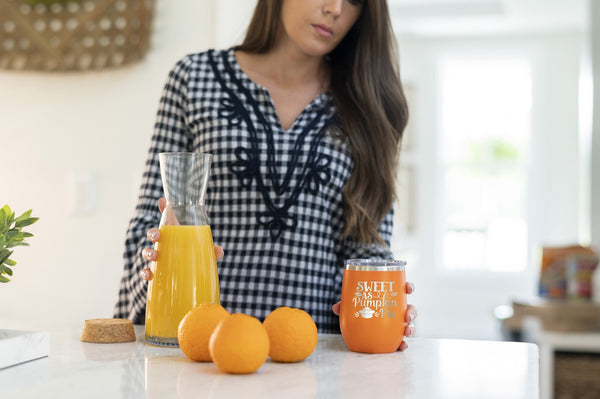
[140, 198, 224, 281]
[332, 281, 417, 351]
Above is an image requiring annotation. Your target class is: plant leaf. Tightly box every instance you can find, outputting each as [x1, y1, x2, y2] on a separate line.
[7, 210, 15, 228]
[14, 209, 32, 223]
[4, 230, 20, 244]
[7, 242, 29, 248]
[15, 217, 39, 229]
[4, 258, 16, 266]
[0, 205, 8, 231]
[0, 275, 10, 283]
[0, 265, 13, 276]
[0, 250, 12, 265]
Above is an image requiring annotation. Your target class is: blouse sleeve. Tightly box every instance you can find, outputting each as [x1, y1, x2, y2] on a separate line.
[114, 58, 193, 323]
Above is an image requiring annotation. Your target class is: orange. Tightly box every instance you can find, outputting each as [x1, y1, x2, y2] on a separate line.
[209, 313, 270, 374]
[263, 307, 318, 362]
[177, 303, 229, 362]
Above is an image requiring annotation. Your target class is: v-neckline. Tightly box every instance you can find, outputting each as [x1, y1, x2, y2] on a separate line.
[228, 49, 330, 134]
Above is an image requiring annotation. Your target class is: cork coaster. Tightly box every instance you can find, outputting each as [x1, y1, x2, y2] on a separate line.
[81, 318, 136, 343]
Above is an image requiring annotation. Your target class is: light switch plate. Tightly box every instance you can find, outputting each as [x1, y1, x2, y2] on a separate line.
[68, 170, 98, 215]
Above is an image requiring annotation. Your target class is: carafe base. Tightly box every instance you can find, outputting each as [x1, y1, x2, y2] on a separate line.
[145, 334, 179, 347]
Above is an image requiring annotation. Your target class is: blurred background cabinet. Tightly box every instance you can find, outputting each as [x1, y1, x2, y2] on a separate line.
[497, 300, 600, 399]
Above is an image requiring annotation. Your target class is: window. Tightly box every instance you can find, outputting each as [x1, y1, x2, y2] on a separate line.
[440, 58, 532, 272]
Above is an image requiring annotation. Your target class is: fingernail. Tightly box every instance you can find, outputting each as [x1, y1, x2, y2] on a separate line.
[149, 231, 158, 241]
[409, 312, 415, 322]
[141, 269, 153, 281]
[409, 283, 415, 293]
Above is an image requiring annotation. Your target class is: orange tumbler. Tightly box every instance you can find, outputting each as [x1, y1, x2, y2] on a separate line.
[340, 259, 407, 353]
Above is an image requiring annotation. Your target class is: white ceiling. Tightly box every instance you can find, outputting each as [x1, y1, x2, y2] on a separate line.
[389, 0, 589, 36]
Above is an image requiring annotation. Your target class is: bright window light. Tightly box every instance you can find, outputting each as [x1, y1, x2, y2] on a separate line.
[440, 58, 532, 272]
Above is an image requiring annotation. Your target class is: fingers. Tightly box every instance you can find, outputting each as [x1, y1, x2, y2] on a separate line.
[164, 202, 179, 225]
[215, 245, 224, 261]
[404, 323, 415, 337]
[398, 304, 417, 351]
[141, 268, 153, 281]
[406, 281, 415, 295]
[142, 247, 157, 262]
[405, 304, 417, 324]
[157, 197, 179, 225]
[147, 228, 160, 243]
[158, 197, 167, 213]
[331, 302, 341, 316]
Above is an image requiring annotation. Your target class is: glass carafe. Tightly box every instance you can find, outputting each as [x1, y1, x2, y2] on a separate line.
[145, 152, 220, 347]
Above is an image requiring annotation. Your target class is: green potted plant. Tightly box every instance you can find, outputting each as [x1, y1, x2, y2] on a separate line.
[0, 205, 47, 371]
[0, 205, 39, 283]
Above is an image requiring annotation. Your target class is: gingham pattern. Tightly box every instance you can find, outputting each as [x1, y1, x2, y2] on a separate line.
[114, 48, 394, 333]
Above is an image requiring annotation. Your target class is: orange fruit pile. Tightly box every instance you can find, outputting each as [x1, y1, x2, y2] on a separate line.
[177, 305, 318, 374]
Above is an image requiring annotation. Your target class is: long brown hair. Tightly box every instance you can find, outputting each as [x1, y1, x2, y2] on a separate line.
[237, 0, 408, 246]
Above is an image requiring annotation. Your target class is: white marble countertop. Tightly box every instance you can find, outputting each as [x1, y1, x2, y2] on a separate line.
[0, 325, 539, 399]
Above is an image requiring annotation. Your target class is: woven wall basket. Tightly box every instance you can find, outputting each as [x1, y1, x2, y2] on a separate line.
[0, 0, 155, 71]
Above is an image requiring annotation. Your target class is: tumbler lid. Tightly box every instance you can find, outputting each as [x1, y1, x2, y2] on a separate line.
[344, 259, 406, 271]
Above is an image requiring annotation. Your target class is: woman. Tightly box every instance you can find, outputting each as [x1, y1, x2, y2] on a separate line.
[115, 0, 417, 349]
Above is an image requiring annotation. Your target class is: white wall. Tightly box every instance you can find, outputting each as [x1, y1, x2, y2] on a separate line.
[0, 0, 254, 330]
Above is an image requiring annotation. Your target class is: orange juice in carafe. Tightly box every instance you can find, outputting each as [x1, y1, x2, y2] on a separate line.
[145, 224, 219, 341]
[145, 152, 219, 347]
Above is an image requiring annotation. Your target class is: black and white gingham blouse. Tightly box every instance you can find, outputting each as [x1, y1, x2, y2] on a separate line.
[114, 48, 394, 333]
